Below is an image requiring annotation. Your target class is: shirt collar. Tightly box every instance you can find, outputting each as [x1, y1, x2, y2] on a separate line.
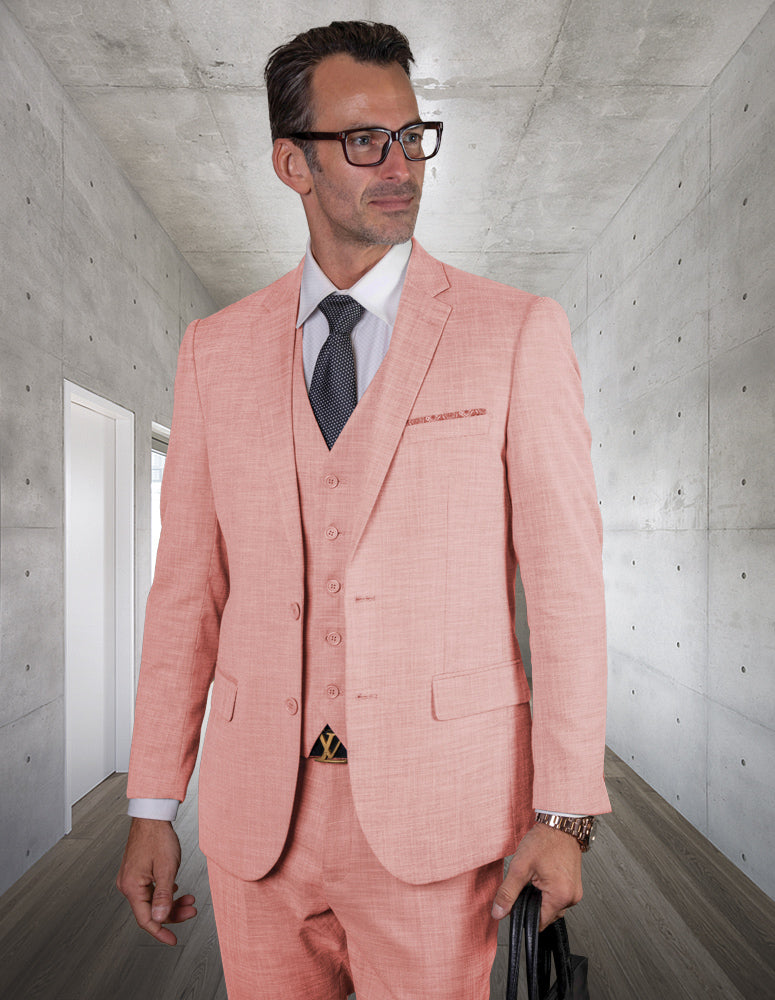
[297, 240, 413, 329]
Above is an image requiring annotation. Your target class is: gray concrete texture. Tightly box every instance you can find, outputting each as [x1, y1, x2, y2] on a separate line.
[0, 1, 215, 895]
[557, 3, 775, 899]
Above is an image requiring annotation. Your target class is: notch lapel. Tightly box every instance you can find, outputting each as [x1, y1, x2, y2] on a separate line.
[248, 264, 305, 562]
[345, 243, 452, 562]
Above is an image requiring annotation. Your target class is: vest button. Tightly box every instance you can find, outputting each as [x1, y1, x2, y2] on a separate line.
[325, 525, 339, 540]
[290, 602, 301, 620]
[284, 698, 299, 715]
[325, 474, 340, 489]
[326, 579, 341, 595]
[326, 684, 340, 699]
[326, 631, 342, 647]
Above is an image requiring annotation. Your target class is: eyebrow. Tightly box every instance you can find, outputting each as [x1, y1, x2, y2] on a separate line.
[346, 119, 424, 131]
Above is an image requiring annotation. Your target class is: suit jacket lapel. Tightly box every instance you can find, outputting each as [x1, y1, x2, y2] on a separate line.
[248, 262, 305, 562]
[345, 242, 452, 562]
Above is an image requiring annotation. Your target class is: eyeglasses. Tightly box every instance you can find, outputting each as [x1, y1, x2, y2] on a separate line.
[289, 121, 443, 167]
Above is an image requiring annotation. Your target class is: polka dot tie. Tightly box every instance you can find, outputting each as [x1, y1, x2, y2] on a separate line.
[309, 293, 364, 449]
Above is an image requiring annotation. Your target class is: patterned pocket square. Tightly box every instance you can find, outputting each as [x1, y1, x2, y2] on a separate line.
[407, 407, 487, 426]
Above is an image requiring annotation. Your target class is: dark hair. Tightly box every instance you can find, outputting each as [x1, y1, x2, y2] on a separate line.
[264, 21, 414, 165]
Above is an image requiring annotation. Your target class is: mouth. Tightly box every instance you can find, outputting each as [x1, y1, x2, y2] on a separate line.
[367, 184, 418, 212]
[369, 195, 415, 212]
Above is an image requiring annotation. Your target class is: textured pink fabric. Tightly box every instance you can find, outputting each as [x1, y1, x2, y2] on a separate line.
[127, 240, 610, 885]
[208, 759, 500, 1000]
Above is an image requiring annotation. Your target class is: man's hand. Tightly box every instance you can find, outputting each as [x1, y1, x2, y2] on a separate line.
[116, 817, 197, 945]
[491, 822, 583, 930]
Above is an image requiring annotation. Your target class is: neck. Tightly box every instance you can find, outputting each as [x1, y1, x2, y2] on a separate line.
[309, 238, 394, 289]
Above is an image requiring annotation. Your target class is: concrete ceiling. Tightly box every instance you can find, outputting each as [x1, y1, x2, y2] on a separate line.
[8, 0, 772, 308]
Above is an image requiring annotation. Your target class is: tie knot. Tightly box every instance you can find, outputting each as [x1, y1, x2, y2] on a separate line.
[318, 293, 364, 337]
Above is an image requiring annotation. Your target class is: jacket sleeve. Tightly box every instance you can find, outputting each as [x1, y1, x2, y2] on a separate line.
[506, 296, 610, 816]
[127, 319, 229, 802]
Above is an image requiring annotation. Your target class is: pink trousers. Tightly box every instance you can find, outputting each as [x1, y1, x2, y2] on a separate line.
[207, 757, 502, 999]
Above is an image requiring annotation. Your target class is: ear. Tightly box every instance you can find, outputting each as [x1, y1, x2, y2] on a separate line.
[272, 138, 313, 196]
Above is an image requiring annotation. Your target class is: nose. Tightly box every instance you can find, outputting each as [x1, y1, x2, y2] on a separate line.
[377, 135, 413, 181]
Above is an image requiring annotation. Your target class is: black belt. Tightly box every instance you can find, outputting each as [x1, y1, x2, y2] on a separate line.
[309, 724, 347, 763]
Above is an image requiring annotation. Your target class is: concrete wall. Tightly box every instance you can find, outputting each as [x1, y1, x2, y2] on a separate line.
[557, 5, 775, 900]
[0, 1, 215, 897]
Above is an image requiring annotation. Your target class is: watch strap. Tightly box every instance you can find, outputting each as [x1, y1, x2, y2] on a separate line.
[534, 812, 596, 852]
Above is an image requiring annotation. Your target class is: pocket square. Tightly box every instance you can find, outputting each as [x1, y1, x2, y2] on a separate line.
[407, 407, 487, 426]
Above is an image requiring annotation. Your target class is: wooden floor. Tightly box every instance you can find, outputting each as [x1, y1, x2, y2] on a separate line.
[1, 748, 773, 999]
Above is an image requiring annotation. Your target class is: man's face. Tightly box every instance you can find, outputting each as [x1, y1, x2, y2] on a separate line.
[302, 53, 426, 250]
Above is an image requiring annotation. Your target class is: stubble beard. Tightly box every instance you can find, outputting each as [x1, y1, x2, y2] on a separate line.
[357, 179, 422, 246]
[317, 175, 422, 248]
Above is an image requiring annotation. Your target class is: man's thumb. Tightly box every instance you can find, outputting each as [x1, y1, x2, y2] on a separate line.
[151, 876, 174, 923]
[491, 861, 529, 920]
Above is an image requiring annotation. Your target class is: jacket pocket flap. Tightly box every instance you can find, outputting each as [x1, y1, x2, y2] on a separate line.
[432, 660, 530, 721]
[211, 671, 238, 722]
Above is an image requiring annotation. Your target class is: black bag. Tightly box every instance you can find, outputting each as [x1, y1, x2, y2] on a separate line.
[506, 884, 590, 1000]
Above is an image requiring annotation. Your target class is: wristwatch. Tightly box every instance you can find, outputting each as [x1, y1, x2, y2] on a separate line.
[534, 812, 597, 852]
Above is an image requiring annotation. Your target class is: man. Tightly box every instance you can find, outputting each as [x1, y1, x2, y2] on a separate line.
[117, 20, 609, 1000]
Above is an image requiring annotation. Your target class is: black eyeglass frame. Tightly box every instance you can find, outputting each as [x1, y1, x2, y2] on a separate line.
[289, 121, 443, 166]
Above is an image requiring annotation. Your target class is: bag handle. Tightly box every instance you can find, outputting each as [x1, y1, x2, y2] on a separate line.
[506, 884, 574, 1000]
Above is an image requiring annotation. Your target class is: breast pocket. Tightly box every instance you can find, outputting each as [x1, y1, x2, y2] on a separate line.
[403, 409, 490, 444]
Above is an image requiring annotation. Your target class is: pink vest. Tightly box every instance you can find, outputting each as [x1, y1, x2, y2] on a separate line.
[292, 326, 382, 754]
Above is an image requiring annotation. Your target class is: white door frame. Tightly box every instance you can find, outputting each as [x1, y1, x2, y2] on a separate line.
[64, 381, 135, 832]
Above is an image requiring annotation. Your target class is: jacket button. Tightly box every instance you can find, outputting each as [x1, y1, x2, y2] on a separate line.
[326, 684, 340, 699]
[325, 525, 339, 540]
[326, 579, 341, 595]
[290, 602, 301, 620]
[326, 631, 342, 647]
[325, 474, 340, 489]
[284, 698, 299, 715]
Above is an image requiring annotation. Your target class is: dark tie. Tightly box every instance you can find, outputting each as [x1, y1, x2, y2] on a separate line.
[308, 293, 364, 449]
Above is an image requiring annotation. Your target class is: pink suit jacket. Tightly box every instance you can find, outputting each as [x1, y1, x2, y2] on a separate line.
[127, 240, 610, 885]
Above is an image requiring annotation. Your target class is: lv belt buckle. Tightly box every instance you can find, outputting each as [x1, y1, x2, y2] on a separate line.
[311, 725, 348, 763]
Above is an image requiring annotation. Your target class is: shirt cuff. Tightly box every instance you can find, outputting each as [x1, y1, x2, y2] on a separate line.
[534, 810, 587, 818]
[128, 798, 180, 821]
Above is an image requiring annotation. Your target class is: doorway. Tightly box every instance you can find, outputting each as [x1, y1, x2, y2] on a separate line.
[64, 382, 134, 832]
